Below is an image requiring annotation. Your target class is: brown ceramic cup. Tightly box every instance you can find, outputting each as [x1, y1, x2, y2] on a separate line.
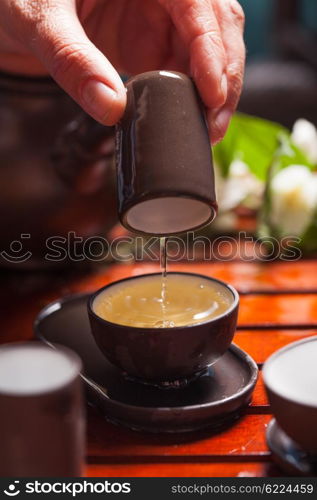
[88, 272, 239, 386]
[116, 71, 217, 235]
[0, 342, 85, 476]
[263, 336, 317, 454]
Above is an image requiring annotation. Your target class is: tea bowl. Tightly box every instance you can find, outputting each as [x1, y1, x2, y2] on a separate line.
[263, 336, 317, 454]
[87, 272, 239, 386]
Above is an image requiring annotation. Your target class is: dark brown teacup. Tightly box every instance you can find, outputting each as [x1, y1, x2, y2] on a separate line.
[263, 336, 317, 454]
[116, 71, 217, 236]
[88, 272, 239, 386]
[0, 342, 85, 476]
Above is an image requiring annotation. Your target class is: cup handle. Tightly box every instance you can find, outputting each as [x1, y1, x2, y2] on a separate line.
[51, 113, 115, 186]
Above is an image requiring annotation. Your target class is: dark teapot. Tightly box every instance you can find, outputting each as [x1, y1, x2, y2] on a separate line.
[0, 72, 117, 269]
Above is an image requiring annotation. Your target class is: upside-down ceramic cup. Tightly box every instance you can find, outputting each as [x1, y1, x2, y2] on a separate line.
[0, 342, 85, 476]
[116, 71, 217, 236]
[263, 336, 317, 454]
[88, 272, 239, 386]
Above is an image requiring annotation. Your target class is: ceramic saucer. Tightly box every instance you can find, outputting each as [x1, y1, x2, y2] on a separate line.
[34, 293, 258, 433]
[266, 419, 317, 476]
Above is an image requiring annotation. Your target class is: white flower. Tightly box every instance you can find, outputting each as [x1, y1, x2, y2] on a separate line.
[216, 160, 264, 212]
[292, 119, 317, 165]
[270, 164, 317, 237]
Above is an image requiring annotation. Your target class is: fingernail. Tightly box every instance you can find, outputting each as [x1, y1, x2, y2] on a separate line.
[82, 80, 116, 122]
[211, 108, 232, 145]
[215, 108, 231, 133]
[221, 73, 227, 100]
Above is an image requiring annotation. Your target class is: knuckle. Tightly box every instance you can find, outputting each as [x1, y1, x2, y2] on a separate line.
[227, 61, 244, 105]
[9, 0, 51, 41]
[48, 41, 91, 82]
[13, 0, 49, 21]
[209, 31, 225, 52]
[229, 0, 245, 28]
[204, 31, 224, 52]
[192, 30, 225, 59]
[227, 57, 245, 79]
[26, 0, 50, 20]
[168, 0, 209, 17]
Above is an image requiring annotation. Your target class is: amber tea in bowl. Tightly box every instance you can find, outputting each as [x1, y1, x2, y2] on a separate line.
[93, 273, 232, 328]
[88, 272, 239, 385]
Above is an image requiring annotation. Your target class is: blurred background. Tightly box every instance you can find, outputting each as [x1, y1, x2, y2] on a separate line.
[205, 0, 317, 256]
[239, 0, 317, 126]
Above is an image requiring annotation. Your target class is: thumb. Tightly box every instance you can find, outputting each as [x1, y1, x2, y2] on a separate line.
[26, 2, 126, 125]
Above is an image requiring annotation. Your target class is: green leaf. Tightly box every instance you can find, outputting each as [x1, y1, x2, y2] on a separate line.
[214, 113, 311, 181]
[270, 131, 313, 174]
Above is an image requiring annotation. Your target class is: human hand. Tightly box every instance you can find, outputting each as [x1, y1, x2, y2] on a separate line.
[0, 0, 245, 143]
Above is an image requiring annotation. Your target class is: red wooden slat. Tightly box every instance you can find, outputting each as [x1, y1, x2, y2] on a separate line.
[235, 329, 317, 364]
[55, 260, 317, 296]
[87, 411, 271, 458]
[86, 461, 279, 477]
[238, 295, 317, 325]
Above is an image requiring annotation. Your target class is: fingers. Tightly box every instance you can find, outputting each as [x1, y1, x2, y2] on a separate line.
[9, 0, 126, 125]
[160, 0, 245, 144]
[159, 0, 228, 109]
[209, 0, 245, 144]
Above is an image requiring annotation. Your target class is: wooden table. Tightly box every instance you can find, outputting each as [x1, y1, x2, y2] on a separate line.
[2, 259, 317, 477]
